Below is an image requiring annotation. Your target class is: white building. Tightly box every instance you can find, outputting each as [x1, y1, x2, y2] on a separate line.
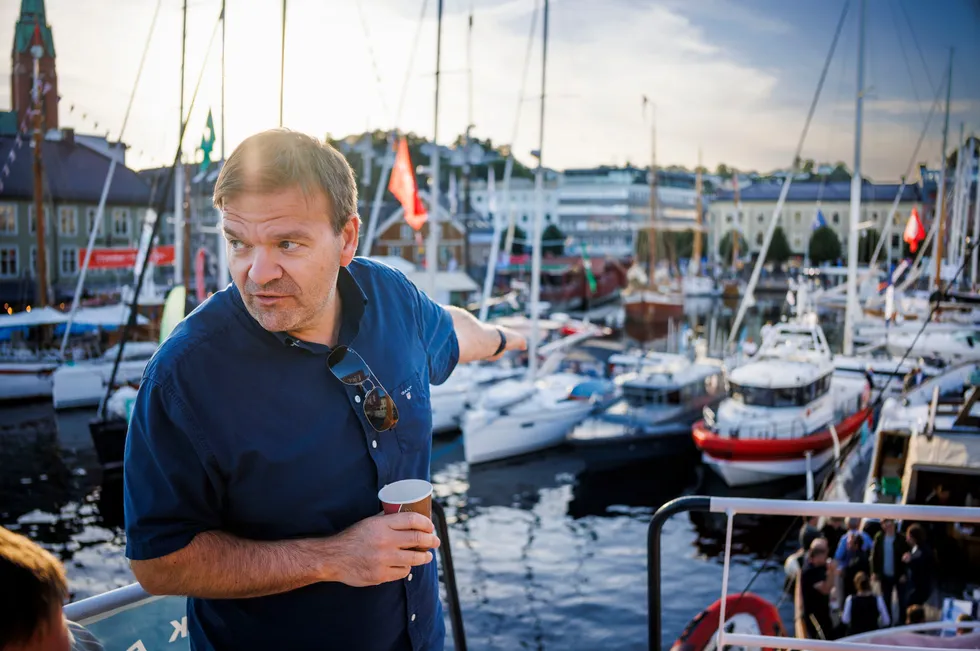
[468, 176, 560, 232]
[708, 180, 928, 262]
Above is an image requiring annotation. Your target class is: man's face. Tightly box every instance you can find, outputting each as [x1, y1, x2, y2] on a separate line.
[222, 185, 358, 337]
[882, 519, 895, 534]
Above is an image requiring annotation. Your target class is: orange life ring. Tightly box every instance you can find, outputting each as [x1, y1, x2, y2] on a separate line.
[671, 592, 785, 651]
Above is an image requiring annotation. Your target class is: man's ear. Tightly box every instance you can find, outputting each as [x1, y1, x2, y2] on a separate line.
[340, 216, 360, 266]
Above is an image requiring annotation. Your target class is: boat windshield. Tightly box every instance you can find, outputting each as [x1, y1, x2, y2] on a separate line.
[728, 374, 830, 407]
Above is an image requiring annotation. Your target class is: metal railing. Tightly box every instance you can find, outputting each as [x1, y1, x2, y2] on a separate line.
[647, 496, 980, 651]
[66, 501, 467, 651]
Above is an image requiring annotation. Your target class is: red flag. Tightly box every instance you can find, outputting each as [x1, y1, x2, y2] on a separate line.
[388, 137, 427, 231]
[903, 207, 925, 252]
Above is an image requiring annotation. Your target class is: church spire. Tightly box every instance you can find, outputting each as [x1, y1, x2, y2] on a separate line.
[10, 0, 58, 130]
[14, 0, 55, 58]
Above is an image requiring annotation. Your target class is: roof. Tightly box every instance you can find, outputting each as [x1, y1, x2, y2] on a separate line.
[0, 136, 151, 204]
[729, 358, 829, 388]
[715, 181, 922, 203]
[138, 161, 223, 213]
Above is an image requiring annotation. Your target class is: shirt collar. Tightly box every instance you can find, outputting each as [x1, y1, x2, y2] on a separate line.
[230, 265, 368, 349]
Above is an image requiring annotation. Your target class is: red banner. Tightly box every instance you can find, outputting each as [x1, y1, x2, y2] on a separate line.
[79, 245, 175, 270]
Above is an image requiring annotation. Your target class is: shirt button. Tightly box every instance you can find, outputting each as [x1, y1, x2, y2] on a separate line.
[372, 440, 378, 449]
[407, 573, 413, 582]
[411, 614, 416, 622]
[354, 395, 361, 404]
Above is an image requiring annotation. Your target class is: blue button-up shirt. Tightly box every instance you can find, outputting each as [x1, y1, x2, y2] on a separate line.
[124, 258, 459, 651]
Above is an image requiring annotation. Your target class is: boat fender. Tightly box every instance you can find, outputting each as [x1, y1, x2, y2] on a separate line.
[670, 593, 785, 651]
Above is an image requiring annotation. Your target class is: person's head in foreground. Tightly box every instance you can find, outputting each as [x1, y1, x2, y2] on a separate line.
[0, 526, 71, 651]
[905, 523, 925, 549]
[906, 604, 926, 625]
[807, 538, 829, 566]
[881, 518, 896, 535]
[853, 571, 871, 594]
[213, 129, 359, 340]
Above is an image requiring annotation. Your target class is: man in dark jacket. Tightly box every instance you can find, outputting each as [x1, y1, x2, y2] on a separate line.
[870, 518, 908, 625]
[902, 524, 934, 607]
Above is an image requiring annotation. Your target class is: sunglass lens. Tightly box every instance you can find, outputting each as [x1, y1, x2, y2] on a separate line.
[327, 346, 370, 385]
[364, 386, 399, 432]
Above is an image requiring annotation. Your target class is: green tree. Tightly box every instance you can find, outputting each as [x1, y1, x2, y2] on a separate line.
[718, 230, 747, 263]
[500, 225, 527, 255]
[809, 226, 842, 265]
[715, 163, 731, 179]
[542, 223, 566, 257]
[669, 231, 695, 260]
[766, 226, 792, 271]
[801, 158, 815, 175]
[858, 228, 881, 264]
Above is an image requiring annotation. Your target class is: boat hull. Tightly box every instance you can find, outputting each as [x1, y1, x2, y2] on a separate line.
[622, 294, 684, 323]
[462, 402, 594, 465]
[0, 363, 57, 401]
[693, 408, 871, 487]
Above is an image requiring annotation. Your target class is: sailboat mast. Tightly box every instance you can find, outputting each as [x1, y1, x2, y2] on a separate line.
[972, 136, 980, 290]
[31, 41, 48, 308]
[732, 171, 740, 272]
[217, 0, 229, 288]
[528, 0, 548, 381]
[692, 148, 703, 275]
[934, 49, 953, 291]
[647, 111, 658, 285]
[842, 0, 866, 357]
[426, 0, 443, 296]
[174, 0, 188, 287]
[279, 0, 286, 127]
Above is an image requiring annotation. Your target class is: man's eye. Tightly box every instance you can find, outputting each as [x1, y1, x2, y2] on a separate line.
[229, 239, 245, 250]
[279, 241, 299, 251]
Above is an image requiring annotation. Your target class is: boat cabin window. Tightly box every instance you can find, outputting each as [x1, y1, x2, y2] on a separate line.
[728, 373, 831, 407]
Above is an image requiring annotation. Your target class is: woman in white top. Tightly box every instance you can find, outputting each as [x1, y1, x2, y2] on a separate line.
[842, 571, 891, 635]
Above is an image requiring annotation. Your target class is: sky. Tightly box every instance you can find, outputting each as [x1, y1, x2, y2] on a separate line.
[1, 0, 978, 180]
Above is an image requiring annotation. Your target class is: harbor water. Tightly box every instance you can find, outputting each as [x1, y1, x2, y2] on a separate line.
[0, 300, 835, 649]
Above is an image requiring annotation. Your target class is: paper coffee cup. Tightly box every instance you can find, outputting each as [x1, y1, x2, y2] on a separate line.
[379, 480, 434, 554]
[379, 479, 433, 518]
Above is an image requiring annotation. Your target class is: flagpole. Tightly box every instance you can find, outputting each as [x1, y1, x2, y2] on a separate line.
[426, 0, 443, 297]
[842, 0, 866, 357]
[528, 0, 548, 381]
[279, 0, 286, 128]
[218, 0, 229, 288]
[362, 133, 395, 257]
[174, 0, 188, 287]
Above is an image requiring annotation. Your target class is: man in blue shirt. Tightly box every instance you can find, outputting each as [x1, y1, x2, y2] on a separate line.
[123, 129, 526, 650]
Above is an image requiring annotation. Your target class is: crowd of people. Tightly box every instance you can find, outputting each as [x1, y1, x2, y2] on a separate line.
[796, 515, 967, 640]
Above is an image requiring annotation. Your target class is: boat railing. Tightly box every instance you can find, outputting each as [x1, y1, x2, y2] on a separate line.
[64, 501, 468, 651]
[647, 496, 980, 651]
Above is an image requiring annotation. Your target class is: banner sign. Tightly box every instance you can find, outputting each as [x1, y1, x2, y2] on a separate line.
[80, 246, 175, 270]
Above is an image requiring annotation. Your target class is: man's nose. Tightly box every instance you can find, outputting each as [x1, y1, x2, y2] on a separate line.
[248, 248, 282, 286]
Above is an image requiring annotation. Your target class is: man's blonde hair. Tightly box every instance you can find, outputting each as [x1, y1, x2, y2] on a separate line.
[213, 129, 358, 234]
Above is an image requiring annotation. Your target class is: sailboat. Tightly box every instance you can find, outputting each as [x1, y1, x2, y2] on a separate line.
[622, 106, 684, 323]
[461, 0, 619, 465]
[682, 153, 720, 298]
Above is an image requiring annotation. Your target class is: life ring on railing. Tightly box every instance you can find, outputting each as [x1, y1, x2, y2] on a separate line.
[670, 593, 785, 651]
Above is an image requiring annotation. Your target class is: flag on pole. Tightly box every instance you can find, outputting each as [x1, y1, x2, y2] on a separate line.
[580, 242, 597, 294]
[812, 209, 827, 230]
[388, 137, 427, 231]
[903, 207, 925, 252]
[198, 109, 215, 172]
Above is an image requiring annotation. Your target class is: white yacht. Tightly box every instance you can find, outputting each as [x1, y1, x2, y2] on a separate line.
[52, 341, 158, 410]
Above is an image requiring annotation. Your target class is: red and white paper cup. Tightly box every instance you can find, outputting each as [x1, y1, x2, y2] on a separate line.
[379, 479, 433, 519]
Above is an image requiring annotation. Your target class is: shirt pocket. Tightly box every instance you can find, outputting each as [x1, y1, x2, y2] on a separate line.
[391, 371, 432, 453]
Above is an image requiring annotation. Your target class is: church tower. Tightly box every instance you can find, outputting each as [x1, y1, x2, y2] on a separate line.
[11, 0, 58, 131]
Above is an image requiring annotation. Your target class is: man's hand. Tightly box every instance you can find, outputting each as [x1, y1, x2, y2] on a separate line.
[486, 325, 527, 362]
[324, 512, 440, 588]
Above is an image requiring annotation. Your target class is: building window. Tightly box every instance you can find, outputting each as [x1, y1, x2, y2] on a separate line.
[0, 204, 15, 234]
[757, 213, 764, 223]
[521, 215, 528, 223]
[112, 208, 130, 237]
[794, 211, 801, 224]
[726, 214, 733, 223]
[891, 234, 900, 249]
[30, 246, 37, 276]
[400, 224, 412, 239]
[389, 245, 402, 257]
[28, 206, 48, 234]
[85, 207, 100, 235]
[756, 233, 764, 246]
[793, 236, 803, 251]
[58, 206, 78, 236]
[872, 211, 878, 222]
[0, 247, 17, 277]
[738, 211, 743, 221]
[832, 212, 840, 224]
[60, 247, 78, 276]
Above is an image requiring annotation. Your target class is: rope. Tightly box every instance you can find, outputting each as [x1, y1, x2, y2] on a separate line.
[898, 0, 936, 94]
[354, 0, 393, 123]
[393, 0, 430, 129]
[508, 0, 541, 147]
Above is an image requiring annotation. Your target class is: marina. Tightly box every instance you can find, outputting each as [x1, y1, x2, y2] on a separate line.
[2, 0, 980, 649]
